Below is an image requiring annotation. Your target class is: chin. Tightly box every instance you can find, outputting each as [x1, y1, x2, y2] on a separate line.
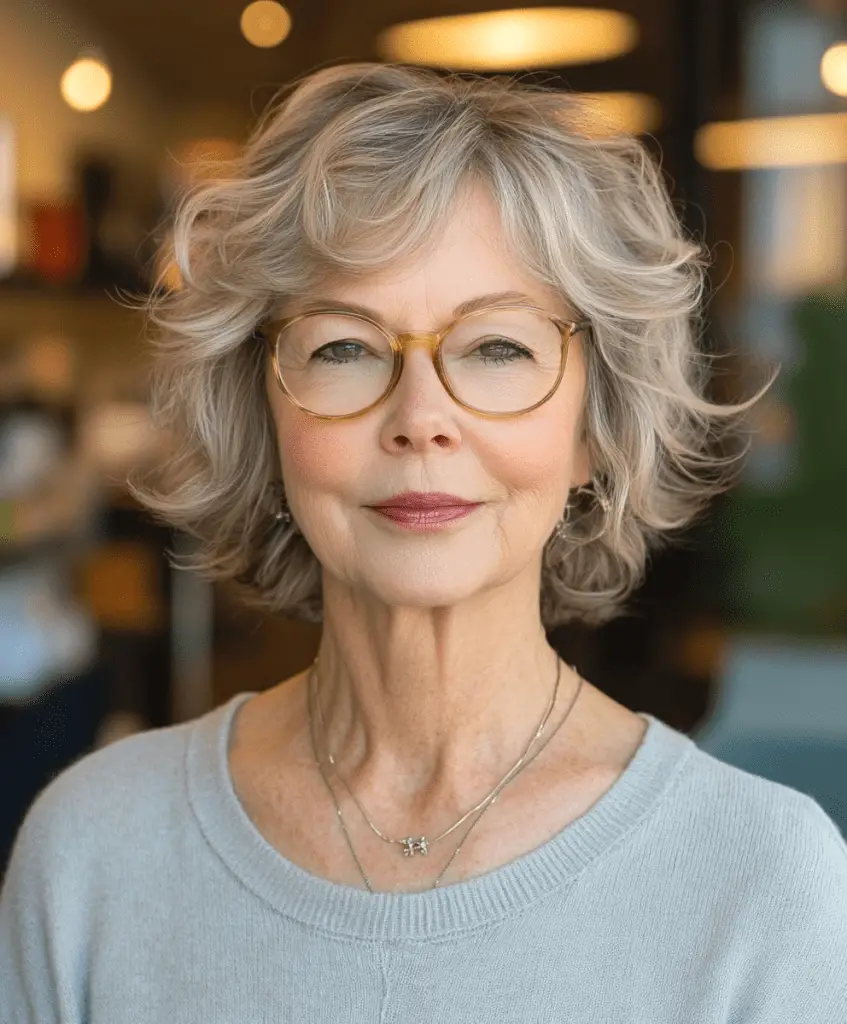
[354, 560, 493, 610]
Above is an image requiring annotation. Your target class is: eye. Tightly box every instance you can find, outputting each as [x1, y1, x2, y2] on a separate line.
[475, 338, 534, 362]
[312, 341, 367, 364]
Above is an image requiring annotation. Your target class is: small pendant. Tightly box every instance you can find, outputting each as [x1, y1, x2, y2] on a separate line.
[401, 836, 428, 857]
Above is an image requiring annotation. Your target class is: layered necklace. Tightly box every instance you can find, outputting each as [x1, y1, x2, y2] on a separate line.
[306, 654, 584, 892]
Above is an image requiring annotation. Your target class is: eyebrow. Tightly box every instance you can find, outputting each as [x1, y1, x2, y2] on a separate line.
[284, 290, 545, 324]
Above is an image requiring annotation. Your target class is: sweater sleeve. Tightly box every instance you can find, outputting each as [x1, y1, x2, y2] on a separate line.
[0, 784, 86, 1024]
[729, 796, 847, 1024]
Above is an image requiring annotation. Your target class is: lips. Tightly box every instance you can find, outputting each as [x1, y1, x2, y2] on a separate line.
[369, 491, 478, 510]
[370, 504, 481, 528]
[367, 492, 483, 531]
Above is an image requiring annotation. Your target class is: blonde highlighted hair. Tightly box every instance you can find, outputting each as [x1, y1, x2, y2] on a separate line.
[131, 62, 771, 628]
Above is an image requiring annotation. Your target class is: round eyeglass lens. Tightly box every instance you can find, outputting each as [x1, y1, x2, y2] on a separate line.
[440, 307, 564, 413]
[274, 313, 394, 416]
[273, 308, 565, 416]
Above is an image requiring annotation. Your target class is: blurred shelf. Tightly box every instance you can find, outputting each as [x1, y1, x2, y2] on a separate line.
[0, 285, 144, 334]
[0, 283, 152, 402]
[0, 534, 84, 568]
[0, 476, 97, 564]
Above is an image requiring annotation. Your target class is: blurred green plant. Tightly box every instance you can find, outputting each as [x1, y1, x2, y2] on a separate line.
[718, 287, 847, 634]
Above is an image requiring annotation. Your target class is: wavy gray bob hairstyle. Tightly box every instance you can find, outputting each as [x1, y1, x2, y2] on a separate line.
[132, 61, 769, 628]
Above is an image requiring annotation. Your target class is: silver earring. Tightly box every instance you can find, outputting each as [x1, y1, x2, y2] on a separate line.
[275, 499, 293, 527]
[552, 512, 569, 544]
[552, 476, 612, 545]
[271, 480, 296, 529]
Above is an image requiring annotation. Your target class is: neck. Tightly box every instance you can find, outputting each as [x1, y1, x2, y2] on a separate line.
[310, 572, 580, 823]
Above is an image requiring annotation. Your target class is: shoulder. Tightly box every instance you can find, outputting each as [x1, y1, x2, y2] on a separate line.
[667, 744, 847, 1019]
[671, 738, 847, 904]
[6, 715, 194, 886]
[0, 714, 199, 1009]
[680, 738, 845, 841]
[0, 715, 210, 1023]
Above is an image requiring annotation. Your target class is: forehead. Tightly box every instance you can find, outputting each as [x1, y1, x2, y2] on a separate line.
[279, 187, 572, 325]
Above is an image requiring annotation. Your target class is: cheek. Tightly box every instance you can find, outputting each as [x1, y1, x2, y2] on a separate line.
[286, 427, 355, 490]
[479, 421, 571, 494]
[272, 407, 364, 496]
[482, 385, 583, 494]
[266, 366, 348, 490]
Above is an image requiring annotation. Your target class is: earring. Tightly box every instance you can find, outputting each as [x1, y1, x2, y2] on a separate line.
[552, 476, 612, 545]
[270, 480, 296, 529]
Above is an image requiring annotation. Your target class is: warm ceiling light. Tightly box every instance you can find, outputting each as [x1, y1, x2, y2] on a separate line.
[376, 7, 639, 71]
[240, 1, 291, 48]
[60, 57, 112, 112]
[574, 92, 661, 136]
[821, 42, 847, 96]
[695, 113, 847, 169]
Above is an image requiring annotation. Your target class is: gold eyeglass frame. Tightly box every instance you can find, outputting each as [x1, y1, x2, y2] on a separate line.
[261, 303, 591, 421]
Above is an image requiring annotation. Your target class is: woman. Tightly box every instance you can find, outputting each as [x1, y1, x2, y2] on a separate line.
[2, 62, 846, 1023]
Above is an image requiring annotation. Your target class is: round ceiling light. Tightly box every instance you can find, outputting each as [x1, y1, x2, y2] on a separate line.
[376, 7, 639, 71]
[821, 42, 847, 97]
[60, 57, 112, 112]
[240, 1, 292, 48]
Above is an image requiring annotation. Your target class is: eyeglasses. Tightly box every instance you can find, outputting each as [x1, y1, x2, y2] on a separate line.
[261, 303, 590, 420]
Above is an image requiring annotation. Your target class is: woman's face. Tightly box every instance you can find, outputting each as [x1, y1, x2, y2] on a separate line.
[266, 185, 591, 610]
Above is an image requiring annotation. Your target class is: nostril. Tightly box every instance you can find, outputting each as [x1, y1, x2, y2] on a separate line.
[391, 434, 450, 450]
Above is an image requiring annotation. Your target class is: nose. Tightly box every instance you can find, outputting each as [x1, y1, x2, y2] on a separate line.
[378, 336, 461, 452]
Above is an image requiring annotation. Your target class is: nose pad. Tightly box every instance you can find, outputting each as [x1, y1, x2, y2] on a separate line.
[394, 333, 445, 395]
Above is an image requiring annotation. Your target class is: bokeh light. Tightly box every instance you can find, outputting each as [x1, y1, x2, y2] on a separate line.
[821, 42, 847, 97]
[240, 1, 292, 48]
[376, 7, 639, 71]
[60, 57, 112, 112]
[695, 113, 847, 169]
[573, 92, 662, 137]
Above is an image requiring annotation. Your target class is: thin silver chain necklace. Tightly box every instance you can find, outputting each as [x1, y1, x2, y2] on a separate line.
[311, 653, 560, 858]
[306, 657, 585, 892]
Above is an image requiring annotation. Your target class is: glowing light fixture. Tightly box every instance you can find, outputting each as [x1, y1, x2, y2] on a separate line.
[574, 92, 661, 136]
[60, 57, 112, 112]
[240, 1, 291, 48]
[695, 113, 847, 170]
[821, 42, 847, 97]
[376, 7, 639, 71]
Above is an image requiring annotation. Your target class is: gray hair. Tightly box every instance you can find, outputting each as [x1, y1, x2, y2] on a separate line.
[130, 62, 772, 628]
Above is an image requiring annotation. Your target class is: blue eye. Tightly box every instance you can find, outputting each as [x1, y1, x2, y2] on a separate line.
[475, 339, 534, 364]
[313, 341, 367, 364]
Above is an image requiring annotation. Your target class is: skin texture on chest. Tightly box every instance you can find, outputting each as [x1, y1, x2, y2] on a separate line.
[227, 679, 647, 893]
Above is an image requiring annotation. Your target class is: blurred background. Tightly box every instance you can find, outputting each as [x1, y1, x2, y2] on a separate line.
[1, 0, 846, 881]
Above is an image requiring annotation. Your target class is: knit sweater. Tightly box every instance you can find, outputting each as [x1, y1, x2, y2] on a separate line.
[2, 692, 846, 1023]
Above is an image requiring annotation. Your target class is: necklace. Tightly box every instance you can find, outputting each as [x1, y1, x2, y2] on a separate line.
[306, 657, 585, 892]
[311, 652, 560, 859]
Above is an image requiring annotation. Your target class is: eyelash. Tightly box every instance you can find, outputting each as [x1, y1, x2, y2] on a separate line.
[312, 339, 534, 365]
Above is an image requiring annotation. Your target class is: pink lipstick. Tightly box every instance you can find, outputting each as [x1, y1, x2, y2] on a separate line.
[367, 491, 483, 531]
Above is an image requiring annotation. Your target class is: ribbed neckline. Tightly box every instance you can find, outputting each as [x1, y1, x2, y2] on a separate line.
[186, 691, 695, 941]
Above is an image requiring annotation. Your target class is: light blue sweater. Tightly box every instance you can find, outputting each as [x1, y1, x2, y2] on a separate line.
[2, 692, 846, 1023]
